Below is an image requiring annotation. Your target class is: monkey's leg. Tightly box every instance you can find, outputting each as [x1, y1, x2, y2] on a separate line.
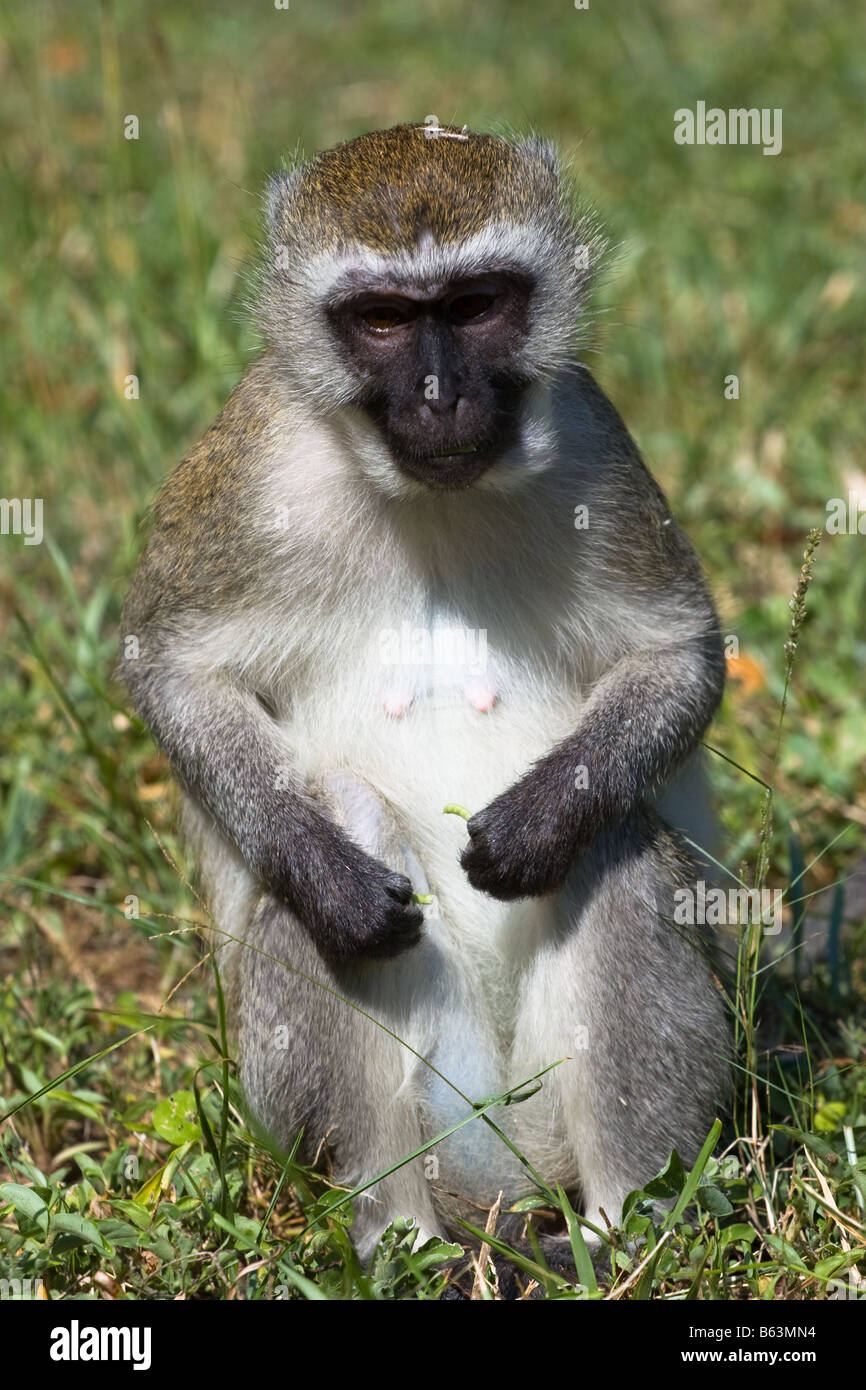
[232, 774, 447, 1263]
[510, 807, 730, 1238]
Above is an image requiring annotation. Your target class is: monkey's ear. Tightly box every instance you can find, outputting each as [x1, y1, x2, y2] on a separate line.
[265, 169, 302, 240]
[515, 135, 561, 177]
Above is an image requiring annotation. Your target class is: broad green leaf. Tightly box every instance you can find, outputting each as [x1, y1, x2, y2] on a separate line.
[50, 1213, 112, 1253]
[109, 1199, 154, 1230]
[814, 1101, 847, 1133]
[509, 1194, 553, 1213]
[696, 1183, 734, 1217]
[153, 1090, 202, 1145]
[0, 1183, 49, 1222]
[718, 1223, 758, 1248]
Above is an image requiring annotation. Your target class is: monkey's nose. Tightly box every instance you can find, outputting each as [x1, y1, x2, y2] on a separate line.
[418, 395, 461, 421]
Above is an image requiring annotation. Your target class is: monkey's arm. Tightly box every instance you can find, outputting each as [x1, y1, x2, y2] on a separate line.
[462, 630, 724, 899]
[462, 366, 726, 900]
[120, 365, 422, 961]
[124, 653, 422, 959]
[462, 592, 725, 901]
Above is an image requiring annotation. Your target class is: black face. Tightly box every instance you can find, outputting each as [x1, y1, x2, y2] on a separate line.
[327, 271, 534, 488]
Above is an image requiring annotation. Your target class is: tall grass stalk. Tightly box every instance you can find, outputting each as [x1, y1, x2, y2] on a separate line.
[735, 529, 822, 1140]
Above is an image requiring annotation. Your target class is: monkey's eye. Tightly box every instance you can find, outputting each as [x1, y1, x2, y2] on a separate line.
[448, 291, 496, 322]
[357, 300, 416, 332]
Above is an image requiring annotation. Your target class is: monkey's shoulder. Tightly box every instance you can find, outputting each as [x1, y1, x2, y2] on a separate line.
[154, 360, 281, 526]
[125, 361, 287, 624]
[561, 364, 705, 584]
[564, 365, 658, 491]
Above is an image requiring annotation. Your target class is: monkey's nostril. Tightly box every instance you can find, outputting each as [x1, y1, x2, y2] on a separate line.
[420, 395, 460, 421]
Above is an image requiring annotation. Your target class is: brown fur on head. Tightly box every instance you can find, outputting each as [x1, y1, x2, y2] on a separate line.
[267, 123, 563, 254]
[254, 123, 603, 414]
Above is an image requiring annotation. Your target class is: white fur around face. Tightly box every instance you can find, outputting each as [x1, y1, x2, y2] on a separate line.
[257, 214, 597, 424]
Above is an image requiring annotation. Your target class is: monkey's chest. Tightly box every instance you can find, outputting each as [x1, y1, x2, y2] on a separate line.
[285, 604, 582, 863]
[289, 671, 576, 855]
[375, 620, 498, 717]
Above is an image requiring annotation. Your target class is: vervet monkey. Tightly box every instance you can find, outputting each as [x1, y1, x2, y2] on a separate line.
[122, 123, 729, 1268]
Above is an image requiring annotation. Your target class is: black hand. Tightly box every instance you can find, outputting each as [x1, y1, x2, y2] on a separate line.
[461, 762, 583, 900]
[277, 819, 424, 961]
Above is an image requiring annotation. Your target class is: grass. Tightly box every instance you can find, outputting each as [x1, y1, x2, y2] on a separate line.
[0, 0, 864, 1300]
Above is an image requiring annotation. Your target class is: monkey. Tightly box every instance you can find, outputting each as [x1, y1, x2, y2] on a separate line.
[121, 123, 730, 1274]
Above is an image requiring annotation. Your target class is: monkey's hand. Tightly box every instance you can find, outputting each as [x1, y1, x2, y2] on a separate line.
[277, 818, 424, 962]
[460, 761, 586, 900]
[462, 629, 726, 899]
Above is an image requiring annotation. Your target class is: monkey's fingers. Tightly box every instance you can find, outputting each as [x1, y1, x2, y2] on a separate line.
[461, 837, 557, 901]
[464, 810, 488, 838]
[366, 899, 425, 958]
[383, 870, 415, 904]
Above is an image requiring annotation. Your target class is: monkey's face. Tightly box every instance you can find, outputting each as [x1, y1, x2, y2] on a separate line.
[326, 271, 535, 489]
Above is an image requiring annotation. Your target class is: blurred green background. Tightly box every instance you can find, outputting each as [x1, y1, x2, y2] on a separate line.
[0, 0, 864, 1303]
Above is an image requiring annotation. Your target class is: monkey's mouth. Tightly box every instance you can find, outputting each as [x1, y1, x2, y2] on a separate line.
[429, 444, 478, 459]
[397, 443, 492, 490]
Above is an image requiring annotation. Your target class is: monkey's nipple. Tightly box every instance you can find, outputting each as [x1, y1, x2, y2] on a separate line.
[464, 678, 497, 713]
[383, 688, 415, 718]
